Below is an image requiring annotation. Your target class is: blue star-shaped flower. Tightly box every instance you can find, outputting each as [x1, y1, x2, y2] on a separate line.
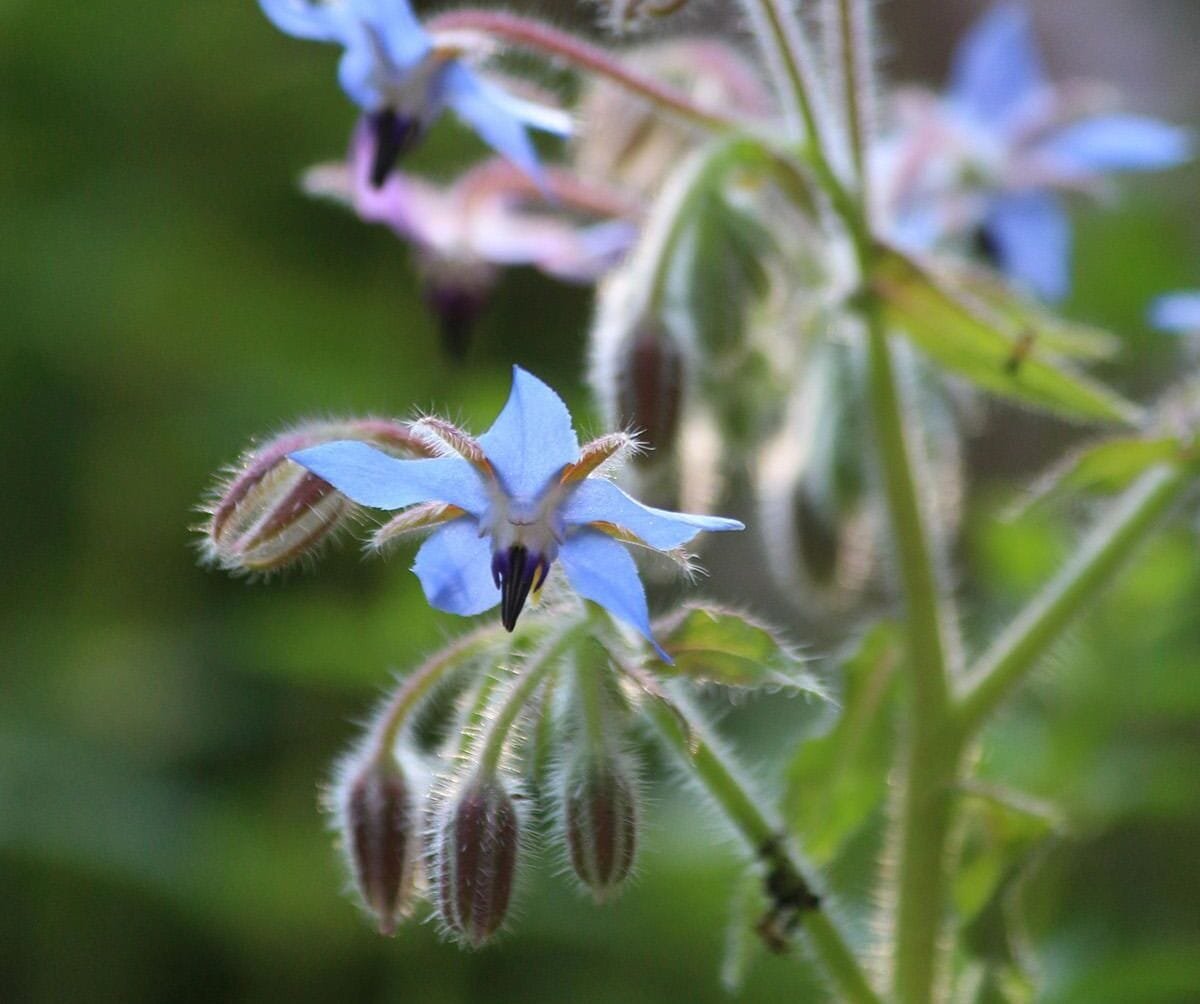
[259, 0, 570, 186]
[289, 367, 743, 658]
[889, 3, 1191, 301]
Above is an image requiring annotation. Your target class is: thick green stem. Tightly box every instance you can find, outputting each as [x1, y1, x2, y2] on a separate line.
[641, 688, 881, 1004]
[956, 464, 1189, 736]
[864, 304, 957, 1003]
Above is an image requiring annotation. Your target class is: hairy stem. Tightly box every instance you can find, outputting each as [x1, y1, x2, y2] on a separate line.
[863, 302, 957, 1002]
[639, 682, 881, 1004]
[427, 9, 736, 131]
[956, 464, 1189, 736]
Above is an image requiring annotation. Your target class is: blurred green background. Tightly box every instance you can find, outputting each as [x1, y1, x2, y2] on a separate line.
[2, 1, 1198, 1001]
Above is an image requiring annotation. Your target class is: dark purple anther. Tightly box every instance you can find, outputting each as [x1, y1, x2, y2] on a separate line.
[368, 108, 423, 188]
[423, 280, 490, 361]
[492, 546, 549, 632]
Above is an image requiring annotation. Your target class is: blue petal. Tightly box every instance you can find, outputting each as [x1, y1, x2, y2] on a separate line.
[1037, 115, 1193, 174]
[352, 0, 430, 69]
[558, 531, 669, 662]
[259, 0, 347, 41]
[478, 366, 580, 500]
[440, 61, 547, 184]
[1150, 292, 1200, 333]
[984, 191, 1071, 302]
[949, 3, 1045, 128]
[337, 37, 381, 109]
[412, 518, 500, 616]
[563, 479, 744, 551]
[289, 441, 490, 514]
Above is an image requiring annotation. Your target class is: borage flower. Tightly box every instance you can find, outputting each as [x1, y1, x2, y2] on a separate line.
[289, 367, 743, 658]
[305, 127, 637, 355]
[883, 2, 1190, 300]
[259, 0, 570, 185]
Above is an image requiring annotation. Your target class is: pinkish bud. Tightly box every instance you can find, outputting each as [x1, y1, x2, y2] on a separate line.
[616, 319, 685, 463]
[431, 776, 521, 947]
[339, 755, 421, 936]
[203, 419, 434, 572]
[562, 754, 639, 902]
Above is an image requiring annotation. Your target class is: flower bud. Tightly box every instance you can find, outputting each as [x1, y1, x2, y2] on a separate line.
[203, 419, 433, 572]
[616, 318, 686, 463]
[562, 753, 639, 901]
[338, 753, 421, 936]
[431, 775, 521, 946]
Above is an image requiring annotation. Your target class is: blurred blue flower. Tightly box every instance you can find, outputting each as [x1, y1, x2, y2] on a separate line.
[289, 367, 743, 657]
[259, 0, 570, 186]
[1150, 292, 1200, 334]
[886, 3, 1191, 301]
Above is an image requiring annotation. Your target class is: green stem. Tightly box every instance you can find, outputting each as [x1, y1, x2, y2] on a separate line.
[369, 622, 507, 761]
[835, 0, 871, 212]
[641, 685, 881, 1004]
[955, 464, 1189, 736]
[864, 299, 957, 1004]
[476, 621, 583, 775]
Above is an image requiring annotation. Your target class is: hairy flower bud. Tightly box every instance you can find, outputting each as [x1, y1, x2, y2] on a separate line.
[203, 419, 434, 572]
[616, 318, 686, 463]
[337, 753, 421, 936]
[431, 775, 521, 946]
[561, 753, 639, 901]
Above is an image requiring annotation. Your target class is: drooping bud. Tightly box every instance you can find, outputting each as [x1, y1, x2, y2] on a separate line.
[430, 775, 522, 946]
[203, 419, 434, 573]
[336, 753, 421, 936]
[561, 752, 639, 901]
[616, 318, 686, 463]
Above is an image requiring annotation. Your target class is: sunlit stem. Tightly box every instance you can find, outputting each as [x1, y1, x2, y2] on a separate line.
[475, 619, 584, 775]
[633, 673, 881, 1004]
[834, 0, 872, 212]
[426, 9, 737, 132]
[955, 463, 1190, 736]
[368, 622, 509, 762]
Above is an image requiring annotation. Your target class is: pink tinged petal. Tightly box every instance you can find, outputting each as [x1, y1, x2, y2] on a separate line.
[412, 518, 501, 616]
[949, 3, 1045, 130]
[1035, 116, 1193, 176]
[985, 191, 1070, 303]
[562, 479, 744, 551]
[289, 441, 490, 515]
[479, 366, 580, 499]
[1151, 293, 1200, 333]
[558, 531, 669, 662]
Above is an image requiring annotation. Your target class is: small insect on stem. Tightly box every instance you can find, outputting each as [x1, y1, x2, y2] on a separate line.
[1005, 328, 1038, 375]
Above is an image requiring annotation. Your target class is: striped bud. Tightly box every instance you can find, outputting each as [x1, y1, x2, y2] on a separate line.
[616, 319, 685, 463]
[431, 776, 521, 946]
[338, 754, 421, 936]
[562, 753, 639, 901]
[203, 419, 433, 573]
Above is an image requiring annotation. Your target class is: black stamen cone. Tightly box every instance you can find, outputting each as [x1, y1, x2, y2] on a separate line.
[368, 109, 422, 188]
[971, 223, 1002, 268]
[424, 282, 490, 361]
[494, 546, 546, 631]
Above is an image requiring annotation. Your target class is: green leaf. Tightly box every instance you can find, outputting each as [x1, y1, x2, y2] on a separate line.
[944, 264, 1122, 362]
[783, 622, 901, 865]
[871, 245, 1142, 425]
[650, 605, 825, 695]
[1014, 436, 1184, 515]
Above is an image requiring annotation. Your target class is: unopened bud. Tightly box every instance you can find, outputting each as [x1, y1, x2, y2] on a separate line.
[338, 754, 421, 936]
[431, 776, 521, 946]
[562, 753, 639, 901]
[616, 319, 686, 463]
[204, 419, 433, 572]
